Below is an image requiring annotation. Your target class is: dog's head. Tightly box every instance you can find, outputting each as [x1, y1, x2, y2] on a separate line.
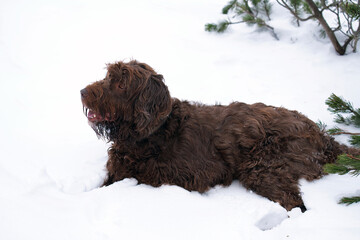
[81, 60, 172, 141]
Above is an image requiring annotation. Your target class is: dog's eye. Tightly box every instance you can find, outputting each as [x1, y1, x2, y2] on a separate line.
[106, 73, 113, 82]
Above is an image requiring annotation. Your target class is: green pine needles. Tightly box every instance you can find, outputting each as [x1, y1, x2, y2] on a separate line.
[323, 93, 360, 205]
[325, 94, 360, 147]
[343, 1, 360, 20]
[339, 196, 360, 205]
[205, 0, 279, 40]
[324, 154, 360, 176]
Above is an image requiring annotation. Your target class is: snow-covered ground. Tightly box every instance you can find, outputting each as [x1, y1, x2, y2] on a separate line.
[1, 0, 359, 239]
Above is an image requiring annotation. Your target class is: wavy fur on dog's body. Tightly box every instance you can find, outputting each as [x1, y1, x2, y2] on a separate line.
[81, 60, 356, 211]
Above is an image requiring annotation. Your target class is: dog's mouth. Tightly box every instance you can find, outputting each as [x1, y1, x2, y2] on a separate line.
[83, 107, 113, 123]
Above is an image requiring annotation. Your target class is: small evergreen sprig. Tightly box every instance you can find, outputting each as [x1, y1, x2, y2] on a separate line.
[339, 196, 360, 205]
[324, 93, 360, 205]
[342, 1, 360, 20]
[205, 0, 279, 40]
[324, 154, 360, 176]
[324, 153, 360, 205]
[325, 94, 360, 125]
[325, 93, 360, 147]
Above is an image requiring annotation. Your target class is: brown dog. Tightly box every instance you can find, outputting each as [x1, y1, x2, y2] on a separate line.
[81, 60, 354, 212]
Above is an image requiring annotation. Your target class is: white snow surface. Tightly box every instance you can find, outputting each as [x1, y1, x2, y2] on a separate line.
[1, 0, 359, 239]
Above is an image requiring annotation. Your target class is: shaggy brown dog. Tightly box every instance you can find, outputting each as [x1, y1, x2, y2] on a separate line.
[81, 60, 355, 212]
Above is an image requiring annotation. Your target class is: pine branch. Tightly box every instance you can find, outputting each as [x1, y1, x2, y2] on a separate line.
[327, 127, 344, 135]
[327, 127, 360, 136]
[205, 0, 278, 40]
[205, 21, 231, 33]
[342, 1, 360, 20]
[350, 135, 360, 147]
[326, 94, 360, 129]
[262, 0, 273, 20]
[339, 196, 360, 205]
[222, 0, 239, 14]
[324, 163, 351, 175]
[239, 1, 279, 39]
[324, 154, 360, 176]
[345, 154, 360, 161]
[326, 93, 357, 115]
[334, 113, 351, 125]
[276, 0, 316, 21]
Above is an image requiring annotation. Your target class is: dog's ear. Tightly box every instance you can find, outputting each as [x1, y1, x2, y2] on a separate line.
[133, 74, 172, 138]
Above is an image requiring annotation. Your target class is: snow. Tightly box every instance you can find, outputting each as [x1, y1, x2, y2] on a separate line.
[1, 0, 359, 239]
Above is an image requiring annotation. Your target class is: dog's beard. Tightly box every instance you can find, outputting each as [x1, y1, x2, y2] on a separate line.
[90, 119, 136, 142]
[90, 121, 119, 141]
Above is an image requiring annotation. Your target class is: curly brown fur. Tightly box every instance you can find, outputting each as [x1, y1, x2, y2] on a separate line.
[81, 60, 358, 212]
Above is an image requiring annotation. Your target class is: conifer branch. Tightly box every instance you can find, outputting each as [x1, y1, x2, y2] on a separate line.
[350, 135, 360, 147]
[329, 130, 360, 136]
[339, 196, 360, 205]
[205, 0, 278, 40]
[326, 93, 357, 115]
[275, 0, 315, 21]
[324, 154, 360, 176]
[346, 154, 360, 161]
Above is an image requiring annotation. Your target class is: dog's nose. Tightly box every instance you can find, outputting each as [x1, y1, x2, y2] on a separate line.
[80, 88, 88, 98]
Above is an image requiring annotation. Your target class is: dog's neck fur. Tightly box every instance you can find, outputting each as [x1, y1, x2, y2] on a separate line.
[100, 99, 182, 146]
